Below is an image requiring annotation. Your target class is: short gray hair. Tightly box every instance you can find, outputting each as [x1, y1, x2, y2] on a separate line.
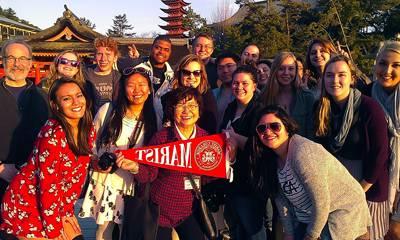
[1, 38, 33, 59]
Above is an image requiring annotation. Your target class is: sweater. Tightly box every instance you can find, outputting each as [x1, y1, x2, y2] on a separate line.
[275, 134, 371, 239]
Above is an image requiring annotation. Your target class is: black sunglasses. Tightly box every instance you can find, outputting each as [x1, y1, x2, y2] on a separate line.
[181, 69, 202, 78]
[256, 122, 282, 134]
[123, 67, 150, 77]
[58, 58, 80, 67]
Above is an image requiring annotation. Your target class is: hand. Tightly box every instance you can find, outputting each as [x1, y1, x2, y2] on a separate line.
[62, 216, 81, 239]
[0, 164, 18, 182]
[90, 155, 112, 173]
[336, 41, 350, 59]
[116, 152, 139, 173]
[226, 137, 238, 163]
[51, 231, 68, 240]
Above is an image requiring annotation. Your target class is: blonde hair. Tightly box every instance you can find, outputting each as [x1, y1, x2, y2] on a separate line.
[262, 51, 301, 106]
[172, 54, 209, 94]
[44, 50, 84, 92]
[315, 55, 357, 136]
[374, 41, 400, 81]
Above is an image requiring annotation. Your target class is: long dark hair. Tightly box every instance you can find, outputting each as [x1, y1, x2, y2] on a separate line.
[99, 68, 157, 147]
[48, 77, 93, 155]
[248, 105, 298, 196]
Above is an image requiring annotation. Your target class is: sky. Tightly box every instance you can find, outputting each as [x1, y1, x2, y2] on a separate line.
[0, 0, 239, 36]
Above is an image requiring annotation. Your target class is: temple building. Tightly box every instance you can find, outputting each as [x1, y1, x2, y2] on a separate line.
[159, 0, 189, 38]
[0, 5, 190, 83]
[0, 16, 40, 41]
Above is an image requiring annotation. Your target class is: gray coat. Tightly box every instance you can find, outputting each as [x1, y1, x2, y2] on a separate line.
[275, 135, 371, 239]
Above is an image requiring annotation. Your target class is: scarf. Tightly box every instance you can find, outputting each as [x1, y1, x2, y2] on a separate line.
[372, 82, 400, 211]
[330, 88, 362, 153]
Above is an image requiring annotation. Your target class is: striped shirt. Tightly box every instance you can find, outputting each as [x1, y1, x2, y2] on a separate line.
[278, 160, 313, 223]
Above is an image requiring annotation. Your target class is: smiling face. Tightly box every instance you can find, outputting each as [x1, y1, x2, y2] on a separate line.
[125, 73, 151, 106]
[174, 97, 200, 130]
[277, 56, 297, 87]
[309, 43, 331, 70]
[95, 47, 117, 73]
[375, 50, 400, 92]
[193, 36, 214, 61]
[257, 63, 271, 85]
[54, 82, 86, 126]
[57, 52, 79, 78]
[151, 40, 171, 66]
[257, 113, 289, 150]
[181, 61, 202, 89]
[241, 45, 260, 65]
[232, 72, 257, 105]
[4, 43, 32, 84]
[324, 60, 353, 104]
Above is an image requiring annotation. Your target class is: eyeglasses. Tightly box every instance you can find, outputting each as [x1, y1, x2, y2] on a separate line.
[175, 103, 199, 111]
[4, 55, 32, 64]
[58, 58, 80, 67]
[195, 44, 213, 51]
[256, 122, 282, 134]
[181, 69, 202, 78]
[123, 67, 150, 77]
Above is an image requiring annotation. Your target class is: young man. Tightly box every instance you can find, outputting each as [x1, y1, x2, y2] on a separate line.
[0, 39, 49, 200]
[84, 37, 121, 113]
[212, 52, 240, 129]
[133, 35, 174, 130]
[192, 33, 218, 89]
[240, 44, 260, 66]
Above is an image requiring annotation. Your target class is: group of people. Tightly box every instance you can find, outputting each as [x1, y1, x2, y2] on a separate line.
[0, 32, 398, 240]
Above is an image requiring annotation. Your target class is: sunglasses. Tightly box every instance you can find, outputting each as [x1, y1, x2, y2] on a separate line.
[181, 69, 202, 78]
[58, 58, 80, 67]
[123, 67, 149, 77]
[256, 122, 282, 134]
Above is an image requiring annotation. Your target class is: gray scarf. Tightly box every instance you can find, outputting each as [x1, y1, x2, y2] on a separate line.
[372, 82, 400, 211]
[330, 89, 362, 152]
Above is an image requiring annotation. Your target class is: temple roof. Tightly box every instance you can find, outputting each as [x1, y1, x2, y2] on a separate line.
[160, 16, 183, 22]
[160, 8, 187, 15]
[26, 5, 103, 43]
[161, 0, 190, 7]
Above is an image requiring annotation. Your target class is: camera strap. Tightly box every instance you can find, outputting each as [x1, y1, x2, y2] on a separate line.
[128, 117, 144, 149]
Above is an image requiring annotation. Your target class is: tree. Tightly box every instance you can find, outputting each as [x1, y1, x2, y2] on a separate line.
[80, 17, 96, 30]
[107, 14, 135, 37]
[182, 6, 211, 38]
[0, 7, 38, 29]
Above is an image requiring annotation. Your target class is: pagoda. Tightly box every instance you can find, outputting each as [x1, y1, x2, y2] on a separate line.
[159, 0, 190, 38]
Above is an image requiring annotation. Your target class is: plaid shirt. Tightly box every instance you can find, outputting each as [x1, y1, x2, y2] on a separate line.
[135, 126, 208, 227]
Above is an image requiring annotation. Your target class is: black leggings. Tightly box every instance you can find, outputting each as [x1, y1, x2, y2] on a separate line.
[156, 214, 205, 240]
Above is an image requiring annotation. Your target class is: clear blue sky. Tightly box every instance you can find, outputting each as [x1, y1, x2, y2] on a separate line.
[0, 0, 238, 36]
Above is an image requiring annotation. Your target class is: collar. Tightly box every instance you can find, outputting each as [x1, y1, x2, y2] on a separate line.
[174, 123, 197, 140]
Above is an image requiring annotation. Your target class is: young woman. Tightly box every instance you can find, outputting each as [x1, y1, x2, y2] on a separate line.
[40, 50, 98, 115]
[79, 68, 157, 240]
[172, 54, 217, 134]
[262, 52, 315, 138]
[248, 105, 371, 239]
[0, 77, 95, 239]
[219, 65, 266, 240]
[368, 41, 400, 239]
[256, 59, 272, 91]
[118, 87, 216, 240]
[304, 39, 337, 98]
[315, 55, 390, 240]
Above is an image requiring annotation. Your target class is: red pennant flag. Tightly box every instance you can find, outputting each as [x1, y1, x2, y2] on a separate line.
[120, 133, 228, 178]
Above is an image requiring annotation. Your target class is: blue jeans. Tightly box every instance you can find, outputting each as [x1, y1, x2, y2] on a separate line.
[225, 194, 266, 240]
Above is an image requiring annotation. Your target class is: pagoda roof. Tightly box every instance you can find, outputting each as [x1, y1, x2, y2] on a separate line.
[159, 25, 188, 31]
[160, 16, 183, 22]
[160, 8, 187, 15]
[26, 5, 103, 44]
[161, 0, 190, 7]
